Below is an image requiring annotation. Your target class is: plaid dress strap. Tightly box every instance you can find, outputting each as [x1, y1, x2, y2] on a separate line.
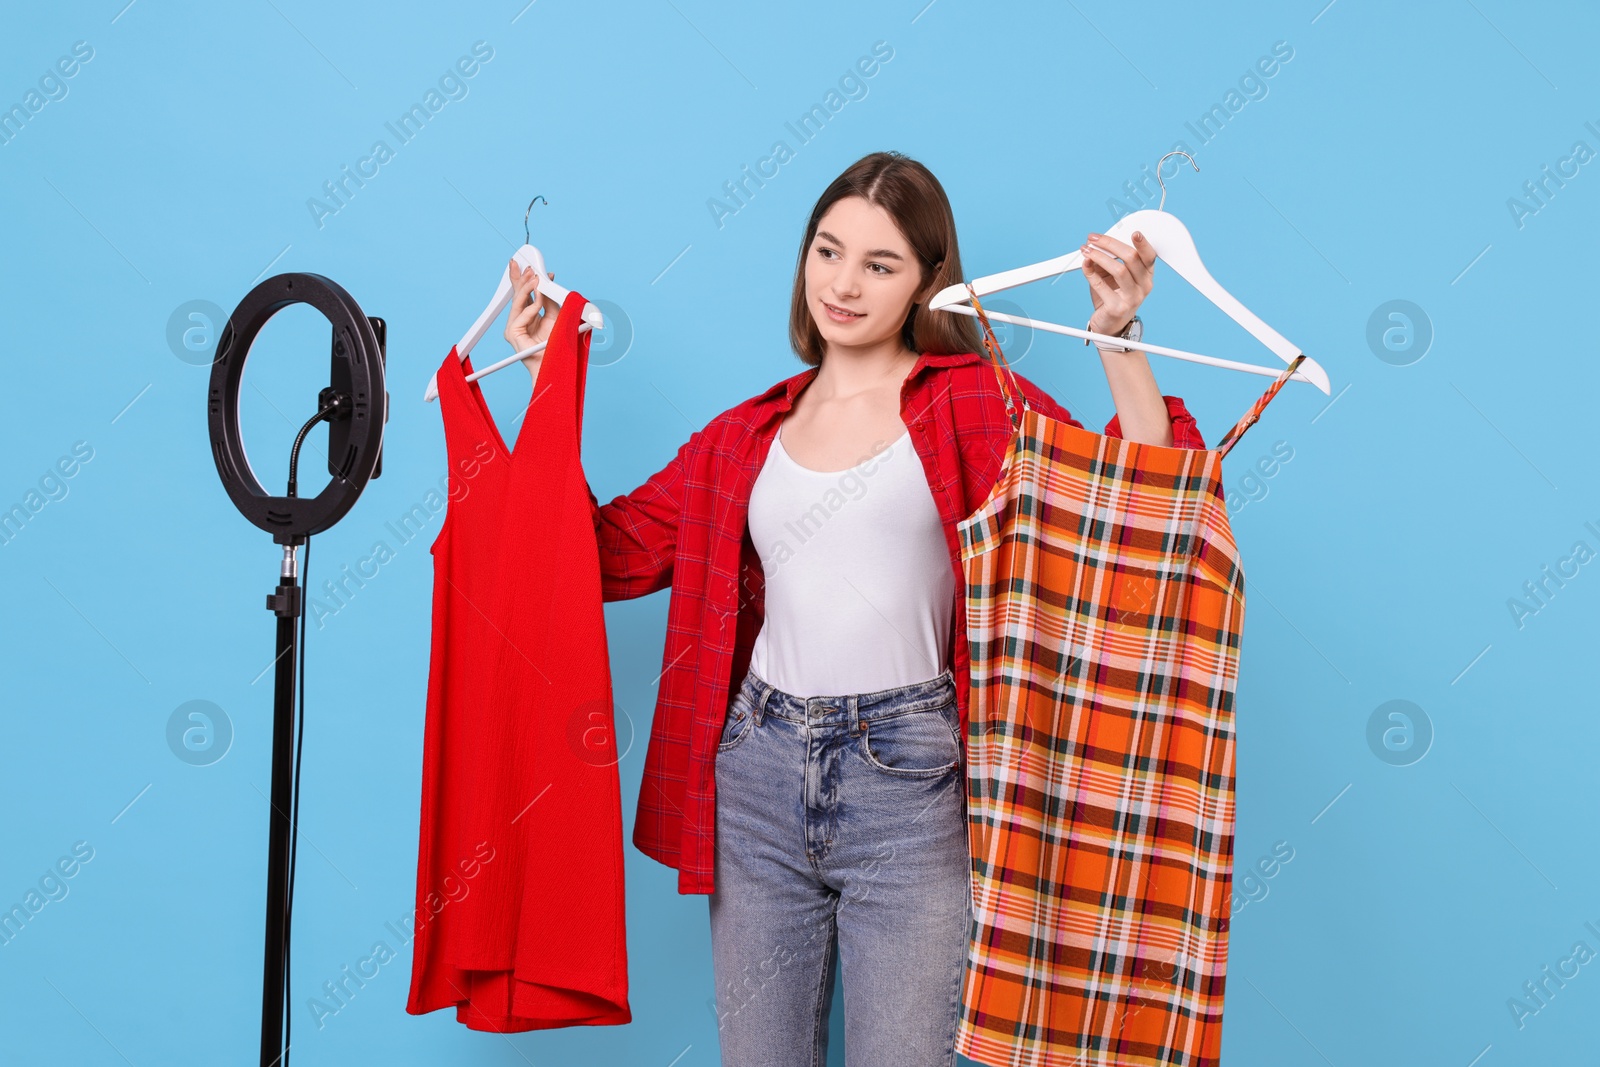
[1212, 354, 1308, 458]
[953, 300, 1296, 1066]
[967, 283, 1025, 433]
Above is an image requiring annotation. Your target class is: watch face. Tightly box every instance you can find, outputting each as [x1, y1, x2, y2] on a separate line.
[1125, 317, 1142, 342]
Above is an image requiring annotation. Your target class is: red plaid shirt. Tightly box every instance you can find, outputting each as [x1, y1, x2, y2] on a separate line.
[586, 349, 1204, 894]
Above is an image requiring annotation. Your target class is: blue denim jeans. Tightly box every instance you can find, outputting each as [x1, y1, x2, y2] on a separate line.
[708, 666, 970, 1067]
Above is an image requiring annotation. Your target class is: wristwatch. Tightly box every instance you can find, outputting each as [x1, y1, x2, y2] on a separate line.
[1086, 314, 1142, 353]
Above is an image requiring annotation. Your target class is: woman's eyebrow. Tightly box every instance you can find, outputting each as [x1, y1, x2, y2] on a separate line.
[815, 229, 906, 261]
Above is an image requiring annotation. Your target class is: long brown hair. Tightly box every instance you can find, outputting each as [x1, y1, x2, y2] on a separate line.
[788, 151, 979, 366]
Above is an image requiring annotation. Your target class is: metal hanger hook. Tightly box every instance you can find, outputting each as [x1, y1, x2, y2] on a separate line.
[524, 195, 548, 245]
[1154, 152, 1199, 212]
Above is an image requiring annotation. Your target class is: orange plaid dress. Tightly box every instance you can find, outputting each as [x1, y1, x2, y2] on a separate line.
[955, 291, 1305, 1067]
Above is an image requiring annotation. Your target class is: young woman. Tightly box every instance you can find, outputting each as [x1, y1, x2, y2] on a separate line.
[504, 151, 1205, 1066]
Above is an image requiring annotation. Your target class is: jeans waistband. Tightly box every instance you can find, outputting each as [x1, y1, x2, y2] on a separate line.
[737, 667, 957, 729]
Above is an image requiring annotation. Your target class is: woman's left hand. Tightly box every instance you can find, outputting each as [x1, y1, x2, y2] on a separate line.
[1080, 230, 1155, 339]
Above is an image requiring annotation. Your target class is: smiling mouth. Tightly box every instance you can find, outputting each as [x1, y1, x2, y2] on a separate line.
[822, 300, 864, 320]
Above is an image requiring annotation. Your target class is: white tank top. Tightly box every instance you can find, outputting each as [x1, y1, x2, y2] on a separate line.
[746, 424, 954, 698]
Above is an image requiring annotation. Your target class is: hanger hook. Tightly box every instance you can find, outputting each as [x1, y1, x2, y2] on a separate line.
[524, 195, 548, 245]
[1154, 151, 1199, 212]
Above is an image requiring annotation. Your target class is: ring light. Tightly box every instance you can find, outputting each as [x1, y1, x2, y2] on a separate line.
[204, 271, 386, 1067]
[207, 272, 387, 544]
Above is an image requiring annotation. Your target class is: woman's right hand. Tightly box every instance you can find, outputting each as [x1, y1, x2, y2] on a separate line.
[504, 258, 561, 377]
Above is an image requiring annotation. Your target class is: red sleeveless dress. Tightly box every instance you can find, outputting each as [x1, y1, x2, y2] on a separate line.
[407, 290, 631, 1031]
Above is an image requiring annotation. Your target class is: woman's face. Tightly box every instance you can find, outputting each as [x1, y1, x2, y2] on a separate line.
[804, 195, 929, 357]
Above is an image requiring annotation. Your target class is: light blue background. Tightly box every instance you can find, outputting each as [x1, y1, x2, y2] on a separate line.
[2, 1, 1595, 1064]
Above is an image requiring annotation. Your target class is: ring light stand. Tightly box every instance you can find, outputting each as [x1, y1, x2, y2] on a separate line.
[207, 273, 387, 1067]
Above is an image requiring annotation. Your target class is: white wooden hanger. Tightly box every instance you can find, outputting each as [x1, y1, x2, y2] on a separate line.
[423, 196, 606, 401]
[928, 153, 1331, 394]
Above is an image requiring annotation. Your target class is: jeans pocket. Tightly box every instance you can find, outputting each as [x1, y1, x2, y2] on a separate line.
[718, 688, 756, 753]
[859, 701, 960, 778]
